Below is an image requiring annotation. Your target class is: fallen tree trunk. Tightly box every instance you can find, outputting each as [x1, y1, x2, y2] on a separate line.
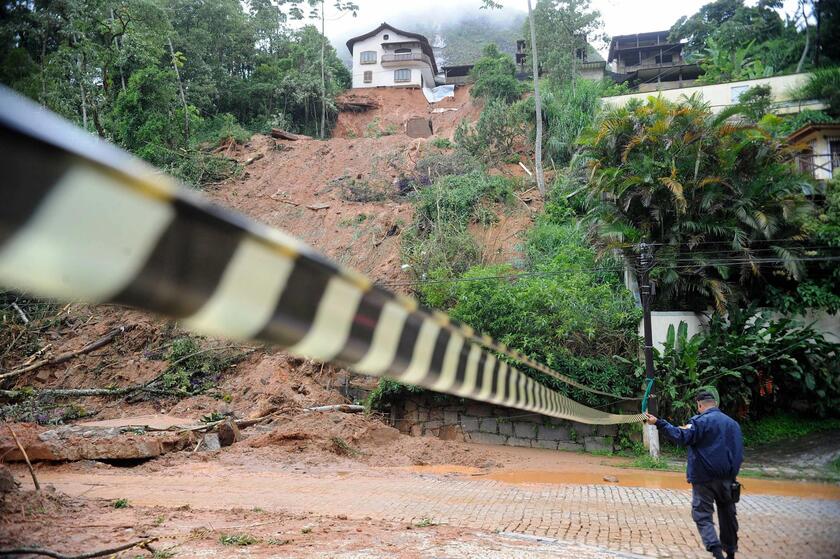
[0, 538, 157, 559]
[304, 404, 365, 413]
[0, 325, 134, 382]
[270, 128, 312, 141]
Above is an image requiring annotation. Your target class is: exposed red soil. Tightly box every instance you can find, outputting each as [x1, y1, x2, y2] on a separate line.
[333, 85, 482, 140]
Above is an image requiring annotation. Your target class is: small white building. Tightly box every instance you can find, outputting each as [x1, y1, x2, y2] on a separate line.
[346, 23, 439, 89]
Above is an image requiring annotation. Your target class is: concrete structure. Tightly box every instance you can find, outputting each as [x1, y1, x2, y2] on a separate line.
[346, 23, 439, 89]
[441, 64, 474, 85]
[515, 38, 605, 81]
[788, 122, 840, 182]
[602, 73, 826, 115]
[391, 395, 622, 452]
[608, 30, 701, 92]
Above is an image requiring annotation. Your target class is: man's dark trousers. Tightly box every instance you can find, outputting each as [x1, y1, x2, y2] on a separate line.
[692, 479, 737, 555]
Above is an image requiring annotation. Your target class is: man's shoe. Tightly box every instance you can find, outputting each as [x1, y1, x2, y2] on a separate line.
[710, 547, 725, 559]
[725, 553, 736, 559]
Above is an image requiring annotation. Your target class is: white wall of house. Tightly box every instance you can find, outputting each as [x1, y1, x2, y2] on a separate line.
[795, 129, 839, 181]
[602, 73, 826, 114]
[643, 310, 840, 351]
[642, 311, 709, 352]
[350, 31, 436, 89]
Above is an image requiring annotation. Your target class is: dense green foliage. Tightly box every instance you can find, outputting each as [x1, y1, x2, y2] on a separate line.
[766, 177, 840, 314]
[795, 67, 840, 116]
[524, 0, 604, 85]
[469, 43, 523, 103]
[579, 96, 814, 311]
[424, 203, 642, 407]
[740, 413, 840, 447]
[402, 171, 516, 288]
[455, 99, 526, 163]
[647, 309, 840, 423]
[0, 0, 351, 187]
[671, 0, 838, 81]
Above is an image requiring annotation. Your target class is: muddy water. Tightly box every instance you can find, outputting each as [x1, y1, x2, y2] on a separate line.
[409, 465, 840, 500]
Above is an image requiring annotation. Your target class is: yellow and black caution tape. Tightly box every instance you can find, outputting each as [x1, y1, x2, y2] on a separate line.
[0, 86, 644, 425]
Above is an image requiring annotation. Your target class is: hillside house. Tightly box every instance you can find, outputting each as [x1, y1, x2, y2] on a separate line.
[608, 30, 701, 92]
[346, 23, 439, 89]
[789, 122, 840, 182]
[515, 38, 605, 81]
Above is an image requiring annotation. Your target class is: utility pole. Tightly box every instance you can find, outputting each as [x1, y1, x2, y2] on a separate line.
[638, 242, 659, 458]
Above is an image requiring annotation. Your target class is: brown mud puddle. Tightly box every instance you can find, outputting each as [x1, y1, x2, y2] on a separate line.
[410, 465, 840, 500]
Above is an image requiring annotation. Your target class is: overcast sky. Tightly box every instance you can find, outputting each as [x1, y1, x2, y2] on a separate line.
[307, 0, 802, 59]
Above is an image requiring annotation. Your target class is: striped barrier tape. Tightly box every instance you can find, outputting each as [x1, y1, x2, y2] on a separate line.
[0, 86, 645, 425]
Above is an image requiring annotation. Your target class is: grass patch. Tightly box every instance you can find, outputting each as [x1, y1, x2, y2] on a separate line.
[414, 518, 436, 527]
[830, 456, 840, 474]
[219, 533, 259, 546]
[113, 498, 130, 509]
[629, 454, 673, 470]
[330, 436, 361, 457]
[741, 414, 840, 448]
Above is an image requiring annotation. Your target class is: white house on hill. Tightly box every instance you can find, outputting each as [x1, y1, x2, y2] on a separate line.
[346, 23, 439, 89]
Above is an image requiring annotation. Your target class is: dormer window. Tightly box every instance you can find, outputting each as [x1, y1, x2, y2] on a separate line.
[383, 33, 389, 40]
[360, 51, 377, 64]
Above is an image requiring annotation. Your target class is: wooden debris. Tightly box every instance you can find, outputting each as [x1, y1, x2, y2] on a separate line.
[0, 325, 135, 381]
[244, 153, 264, 165]
[307, 202, 330, 211]
[0, 538, 158, 559]
[270, 128, 312, 141]
[304, 404, 365, 413]
[6, 425, 39, 490]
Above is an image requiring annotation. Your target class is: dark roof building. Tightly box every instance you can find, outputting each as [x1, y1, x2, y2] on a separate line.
[608, 30, 701, 92]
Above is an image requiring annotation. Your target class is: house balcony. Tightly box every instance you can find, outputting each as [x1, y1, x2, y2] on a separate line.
[381, 53, 433, 67]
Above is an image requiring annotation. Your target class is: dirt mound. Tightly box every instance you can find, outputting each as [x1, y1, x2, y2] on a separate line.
[334, 85, 481, 140]
[246, 411, 496, 468]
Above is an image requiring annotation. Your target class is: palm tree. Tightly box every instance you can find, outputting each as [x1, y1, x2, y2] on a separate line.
[578, 95, 813, 311]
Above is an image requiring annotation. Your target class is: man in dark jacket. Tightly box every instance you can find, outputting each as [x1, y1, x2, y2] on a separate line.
[645, 390, 743, 559]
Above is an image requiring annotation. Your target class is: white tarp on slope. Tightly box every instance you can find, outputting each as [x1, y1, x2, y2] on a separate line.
[423, 84, 455, 103]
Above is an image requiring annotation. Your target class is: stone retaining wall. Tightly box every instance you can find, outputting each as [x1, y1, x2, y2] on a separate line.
[390, 395, 620, 453]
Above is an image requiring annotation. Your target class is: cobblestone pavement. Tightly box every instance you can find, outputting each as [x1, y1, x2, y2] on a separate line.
[36, 465, 840, 559]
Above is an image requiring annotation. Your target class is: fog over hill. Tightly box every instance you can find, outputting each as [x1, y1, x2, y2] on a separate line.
[329, 3, 526, 68]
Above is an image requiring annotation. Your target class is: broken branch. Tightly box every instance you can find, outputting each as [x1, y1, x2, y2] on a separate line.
[0, 538, 157, 559]
[6, 424, 39, 491]
[0, 325, 135, 381]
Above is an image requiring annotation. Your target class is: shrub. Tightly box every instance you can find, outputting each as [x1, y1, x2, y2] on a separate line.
[364, 117, 398, 138]
[159, 337, 245, 396]
[443, 216, 641, 407]
[795, 67, 840, 116]
[470, 43, 523, 104]
[430, 137, 454, 149]
[402, 172, 516, 306]
[197, 113, 252, 146]
[643, 308, 840, 423]
[413, 149, 483, 182]
[455, 99, 527, 163]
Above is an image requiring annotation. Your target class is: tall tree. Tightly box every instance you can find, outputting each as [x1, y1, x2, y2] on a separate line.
[481, 0, 546, 195]
[301, 1, 358, 139]
[579, 96, 813, 311]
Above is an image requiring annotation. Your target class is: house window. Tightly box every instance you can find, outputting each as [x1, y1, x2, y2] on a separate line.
[394, 48, 412, 54]
[830, 139, 840, 177]
[655, 53, 673, 64]
[360, 51, 377, 64]
[363, 71, 372, 84]
[730, 85, 749, 103]
[383, 34, 389, 40]
[394, 68, 411, 83]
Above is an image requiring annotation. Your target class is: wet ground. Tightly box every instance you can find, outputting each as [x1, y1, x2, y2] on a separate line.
[4, 444, 839, 558]
[743, 430, 840, 479]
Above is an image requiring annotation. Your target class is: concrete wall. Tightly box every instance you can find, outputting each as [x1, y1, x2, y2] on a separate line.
[350, 32, 435, 89]
[602, 73, 825, 114]
[391, 395, 621, 453]
[645, 310, 840, 348]
[645, 311, 709, 352]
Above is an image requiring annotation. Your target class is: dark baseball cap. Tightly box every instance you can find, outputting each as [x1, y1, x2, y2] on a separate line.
[695, 389, 717, 402]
